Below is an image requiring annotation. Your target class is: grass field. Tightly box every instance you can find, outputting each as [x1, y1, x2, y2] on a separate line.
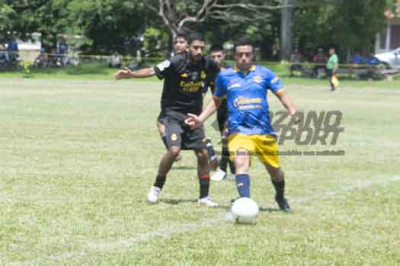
[1, 78, 400, 265]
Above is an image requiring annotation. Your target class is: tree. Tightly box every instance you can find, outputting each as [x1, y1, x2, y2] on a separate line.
[144, 0, 284, 47]
[294, 0, 391, 59]
[0, 2, 14, 33]
[65, 0, 151, 54]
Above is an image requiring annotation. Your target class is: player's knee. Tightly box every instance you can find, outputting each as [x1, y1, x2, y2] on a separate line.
[195, 149, 208, 160]
[169, 147, 181, 158]
[269, 167, 284, 181]
[234, 155, 250, 174]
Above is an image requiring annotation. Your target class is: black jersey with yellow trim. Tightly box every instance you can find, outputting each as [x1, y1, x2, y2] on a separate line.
[154, 52, 220, 116]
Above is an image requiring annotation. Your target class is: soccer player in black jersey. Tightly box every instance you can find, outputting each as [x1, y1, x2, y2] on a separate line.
[157, 33, 188, 162]
[204, 44, 236, 181]
[115, 32, 220, 207]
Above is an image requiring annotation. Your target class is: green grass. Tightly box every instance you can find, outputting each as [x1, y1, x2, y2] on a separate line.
[0, 78, 400, 265]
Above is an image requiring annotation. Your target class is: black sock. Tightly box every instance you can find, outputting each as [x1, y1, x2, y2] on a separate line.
[161, 134, 168, 150]
[228, 159, 236, 174]
[219, 146, 229, 172]
[154, 175, 166, 189]
[199, 174, 210, 198]
[272, 179, 285, 199]
[206, 138, 217, 161]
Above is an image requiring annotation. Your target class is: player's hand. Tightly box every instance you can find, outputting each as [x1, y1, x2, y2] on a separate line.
[291, 111, 301, 124]
[185, 113, 202, 129]
[114, 67, 133, 80]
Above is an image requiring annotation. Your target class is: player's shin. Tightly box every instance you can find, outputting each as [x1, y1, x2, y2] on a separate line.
[235, 174, 250, 198]
[272, 179, 285, 199]
[219, 145, 229, 172]
[199, 174, 210, 198]
[154, 175, 166, 189]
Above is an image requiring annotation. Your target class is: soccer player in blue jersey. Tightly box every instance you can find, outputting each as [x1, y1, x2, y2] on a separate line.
[186, 37, 298, 211]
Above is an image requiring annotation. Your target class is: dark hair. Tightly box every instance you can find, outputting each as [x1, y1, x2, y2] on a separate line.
[187, 32, 206, 45]
[210, 44, 224, 52]
[234, 36, 254, 53]
[176, 32, 187, 41]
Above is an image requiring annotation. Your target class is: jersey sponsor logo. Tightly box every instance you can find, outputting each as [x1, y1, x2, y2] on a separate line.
[191, 72, 199, 81]
[233, 96, 263, 110]
[227, 83, 241, 90]
[271, 76, 280, 84]
[253, 75, 263, 83]
[180, 80, 202, 92]
[157, 60, 171, 71]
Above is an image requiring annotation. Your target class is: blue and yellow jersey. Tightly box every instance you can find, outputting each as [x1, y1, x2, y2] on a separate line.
[214, 65, 283, 136]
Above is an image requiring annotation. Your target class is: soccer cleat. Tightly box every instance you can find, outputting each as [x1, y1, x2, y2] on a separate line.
[198, 197, 218, 207]
[275, 196, 291, 212]
[147, 186, 161, 204]
[211, 169, 226, 181]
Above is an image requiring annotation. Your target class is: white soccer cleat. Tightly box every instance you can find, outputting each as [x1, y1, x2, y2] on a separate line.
[198, 197, 219, 207]
[211, 169, 226, 181]
[147, 186, 161, 204]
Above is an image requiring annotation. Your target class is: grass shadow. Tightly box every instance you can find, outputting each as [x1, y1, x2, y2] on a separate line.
[171, 166, 196, 170]
[159, 198, 198, 205]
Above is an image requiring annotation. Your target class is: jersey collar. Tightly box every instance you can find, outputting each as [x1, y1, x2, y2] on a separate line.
[234, 65, 256, 75]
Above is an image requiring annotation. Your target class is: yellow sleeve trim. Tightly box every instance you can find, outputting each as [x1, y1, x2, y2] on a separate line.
[213, 95, 227, 100]
[275, 89, 285, 96]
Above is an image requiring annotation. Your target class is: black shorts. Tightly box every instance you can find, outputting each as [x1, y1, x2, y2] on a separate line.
[164, 111, 207, 150]
[157, 110, 166, 123]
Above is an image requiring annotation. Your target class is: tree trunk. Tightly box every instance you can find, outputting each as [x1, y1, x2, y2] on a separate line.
[280, 0, 294, 61]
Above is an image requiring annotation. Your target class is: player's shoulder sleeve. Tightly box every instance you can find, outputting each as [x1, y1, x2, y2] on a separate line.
[260, 66, 284, 93]
[154, 59, 172, 80]
[153, 53, 184, 80]
[214, 71, 228, 98]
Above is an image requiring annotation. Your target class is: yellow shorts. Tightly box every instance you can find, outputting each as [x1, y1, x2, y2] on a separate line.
[228, 134, 280, 168]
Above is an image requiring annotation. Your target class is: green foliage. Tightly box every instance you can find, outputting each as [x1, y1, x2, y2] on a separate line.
[0, 2, 14, 32]
[0, 0, 396, 58]
[295, 0, 390, 56]
[143, 27, 169, 57]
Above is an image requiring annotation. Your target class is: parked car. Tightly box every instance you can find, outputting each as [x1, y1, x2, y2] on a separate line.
[374, 48, 400, 69]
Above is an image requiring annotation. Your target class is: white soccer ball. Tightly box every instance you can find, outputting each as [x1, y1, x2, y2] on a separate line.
[231, 197, 259, 224]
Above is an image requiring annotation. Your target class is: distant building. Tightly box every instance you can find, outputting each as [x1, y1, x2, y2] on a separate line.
[375, 2, 400, 53]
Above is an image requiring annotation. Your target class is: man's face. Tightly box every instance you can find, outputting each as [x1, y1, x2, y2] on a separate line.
[210, 50, 225, 65]
[188, 40, 205, 61]
[174, 37, 188, 54]
[234, 45, 253, 71]
[329, 49, 335, 55]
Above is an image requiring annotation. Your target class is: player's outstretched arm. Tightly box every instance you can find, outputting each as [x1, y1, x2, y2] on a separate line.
[274, 89, 300, 123]
[114, 67, 156, 80]
[186, 96, 221, 129]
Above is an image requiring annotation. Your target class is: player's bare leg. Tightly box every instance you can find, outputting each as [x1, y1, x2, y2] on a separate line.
[157, 121, 182, 162]
[147, 146, 181, 204]
[264, 164, 291, 212]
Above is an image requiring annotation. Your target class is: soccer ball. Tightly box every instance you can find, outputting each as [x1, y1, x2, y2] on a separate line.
[231, 197, 259, 224]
